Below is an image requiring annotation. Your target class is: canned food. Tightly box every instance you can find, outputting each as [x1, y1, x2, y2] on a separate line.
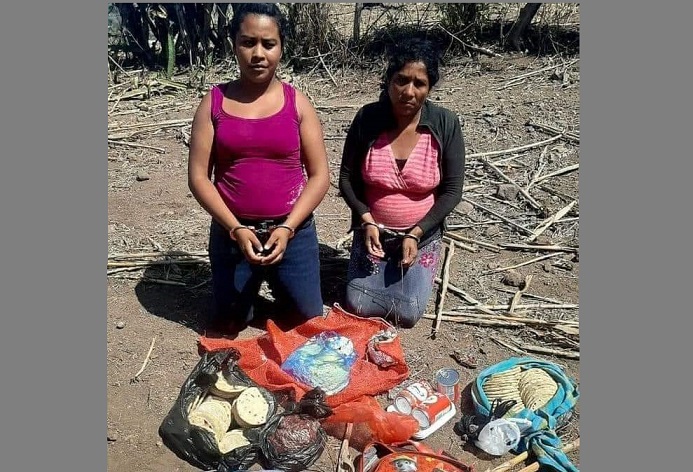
[435, 368, 461, 405]
[394, 380, 436, 415]
[411, 392, 453, 430]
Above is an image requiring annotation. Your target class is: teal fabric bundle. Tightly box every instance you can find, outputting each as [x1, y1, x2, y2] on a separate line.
[472, 357, 580, 472]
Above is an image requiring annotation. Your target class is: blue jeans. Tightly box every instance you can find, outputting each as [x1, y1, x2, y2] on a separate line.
[208, 216, 323, 328]
[345, 229, 442, 328]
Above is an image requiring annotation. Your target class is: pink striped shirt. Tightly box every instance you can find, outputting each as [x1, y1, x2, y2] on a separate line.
[362, 131, 441, 230]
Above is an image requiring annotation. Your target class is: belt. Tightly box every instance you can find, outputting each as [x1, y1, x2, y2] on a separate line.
[235, 214, 313, 239]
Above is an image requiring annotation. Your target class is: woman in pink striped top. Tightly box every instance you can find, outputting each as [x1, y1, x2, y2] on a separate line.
[339, 38, 466, 328]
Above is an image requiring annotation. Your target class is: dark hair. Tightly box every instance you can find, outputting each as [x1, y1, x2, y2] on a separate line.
[229, 3, 288, 48]
[380, 38, 441, 95]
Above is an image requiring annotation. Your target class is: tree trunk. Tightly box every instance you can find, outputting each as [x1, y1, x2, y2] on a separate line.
[353, 3, 363, 44]
[116, 3, 155, 67]
[215, 3, 232, 58]
[506, 3, 541, 51]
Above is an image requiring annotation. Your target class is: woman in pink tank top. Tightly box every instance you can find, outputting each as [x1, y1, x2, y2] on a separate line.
[187, 4, 329, 335]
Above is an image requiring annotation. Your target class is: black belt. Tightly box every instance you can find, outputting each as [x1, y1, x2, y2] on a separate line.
[236, 215, 290, 230]
[235, 214, 312, 240]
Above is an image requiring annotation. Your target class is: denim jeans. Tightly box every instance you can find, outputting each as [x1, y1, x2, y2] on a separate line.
[344, 228, 442, 328]
[208, 216, 323, 327]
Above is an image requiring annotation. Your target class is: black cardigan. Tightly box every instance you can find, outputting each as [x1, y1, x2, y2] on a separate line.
[338, 98, 466, 236]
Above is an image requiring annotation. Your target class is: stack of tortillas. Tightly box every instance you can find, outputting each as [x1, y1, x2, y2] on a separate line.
[218, 429, 251, 454]
[518, 368, 558, 411]
[210, 370, 248, 399]
[187, 371, 273, 454]
[188, 396, 233, 443]
[482, 366, 558, 415]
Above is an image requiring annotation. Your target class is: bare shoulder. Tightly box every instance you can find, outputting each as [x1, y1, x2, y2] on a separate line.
[291, 86, 317, 118]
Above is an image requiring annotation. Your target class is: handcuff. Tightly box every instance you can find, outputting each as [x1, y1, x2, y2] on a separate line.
[230, 222, 295, 256]
[360, 221, 420, 244]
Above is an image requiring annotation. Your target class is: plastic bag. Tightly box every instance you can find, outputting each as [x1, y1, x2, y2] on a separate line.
[158, 349, 276, 471]
[219, 388, 332, 472]
[474, 418, 522, 456]
[324, 396, 419, 447]
[281, 331, 357, 395]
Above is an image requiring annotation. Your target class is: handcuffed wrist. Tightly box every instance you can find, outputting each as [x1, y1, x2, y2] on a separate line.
[361, 221, 383, 231]
[274, 224, 295, 238]
[229, 225, 252, 241]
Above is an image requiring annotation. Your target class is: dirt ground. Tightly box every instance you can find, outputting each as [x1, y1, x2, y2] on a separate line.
[107, 51, 580, 471]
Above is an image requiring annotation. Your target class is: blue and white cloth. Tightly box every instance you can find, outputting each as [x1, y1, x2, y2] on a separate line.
[472, 357, 580, 472]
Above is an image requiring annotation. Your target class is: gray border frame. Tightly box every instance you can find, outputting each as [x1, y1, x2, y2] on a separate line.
[0, 1, 106, 470]
[2, 1, 690, 470]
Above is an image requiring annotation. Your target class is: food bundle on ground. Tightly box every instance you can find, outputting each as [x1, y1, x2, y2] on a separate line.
[187, 371, 274, 454]
[481, 366, 558, 415]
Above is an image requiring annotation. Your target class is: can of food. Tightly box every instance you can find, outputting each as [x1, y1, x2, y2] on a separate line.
[435, 368, 461, 405]
[411, 392, 453, 430]
[394, 380, 436, 415]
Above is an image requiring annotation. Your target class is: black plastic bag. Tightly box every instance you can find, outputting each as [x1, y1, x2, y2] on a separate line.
[158, 349, 274, 471]
[218, 388, 332, 472]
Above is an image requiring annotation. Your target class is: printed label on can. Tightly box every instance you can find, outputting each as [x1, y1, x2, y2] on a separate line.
[393, 380, 435, 415]
[411, 392, 453, 430]
[435, 368, 461, 405]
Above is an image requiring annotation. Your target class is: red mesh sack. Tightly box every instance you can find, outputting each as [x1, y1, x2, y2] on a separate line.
[198, 305, 409, 407]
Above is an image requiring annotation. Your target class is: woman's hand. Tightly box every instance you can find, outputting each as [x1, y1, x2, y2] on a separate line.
[400, 237, 418, 268]
[364, 225, 385, 258]
[232, 228, 265, 264]
[258, 227, 292, 265]
[401, 226, 423, 268]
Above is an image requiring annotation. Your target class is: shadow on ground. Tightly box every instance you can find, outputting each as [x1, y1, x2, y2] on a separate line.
[134, 244, 351, 333]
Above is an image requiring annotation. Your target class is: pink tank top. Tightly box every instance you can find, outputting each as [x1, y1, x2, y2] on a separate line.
[362, 131, 441, 230]
[211, 82, 305, 219]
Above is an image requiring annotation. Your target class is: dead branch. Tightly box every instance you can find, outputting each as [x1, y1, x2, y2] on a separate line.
[482, 159, 544, 211]
[141, 278, 187, 286]
[108, 139, 166, 153]
[516, 343, 579, 360]
[432, 242, 455, 338]
[315, 104, 362, 110]
[107, 267, 144, 275]
[434, 278, 497, 315]
[467, 135, 562, 160]
[108, 251, 208, 259]
[436, 24, 502, 58]
[461, 197, 533, 236]
[318, 53, 339, 87]
[508, 274, 533, 314]
[108, 118, 193, 134]
[107, 259, 208, 268]
[527, 120, 580, 143]
[486, 438, 579, 472]
[444, 231, 502, 252]
[450, 303, 578, 311]
[526, 201, 577, 243]
[131, 336, 157, 382]
[423, 313, 522, 328]
[497, 59, 580, 91]
[442, 236, 478, 253]
[500, 243, 578, 253]
[531, 164, 580, 186]
[481, 252, 564, 275]
[490, 336, 526, 356]
[422, 311, 578, 328]
[494, 287, 567, 305]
